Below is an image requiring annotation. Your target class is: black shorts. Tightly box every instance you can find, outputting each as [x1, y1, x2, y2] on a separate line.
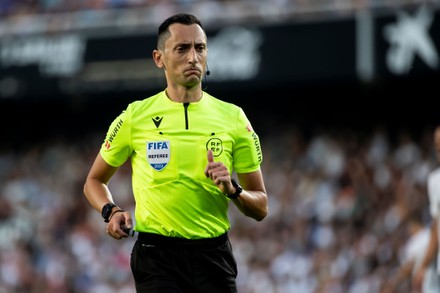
[130, 232, 238, 293]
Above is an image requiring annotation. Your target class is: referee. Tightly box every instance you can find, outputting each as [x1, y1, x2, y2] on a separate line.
[83, 13, 268, 292]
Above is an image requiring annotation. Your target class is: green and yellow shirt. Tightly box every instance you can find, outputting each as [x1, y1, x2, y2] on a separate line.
[100, 90, 262, 239]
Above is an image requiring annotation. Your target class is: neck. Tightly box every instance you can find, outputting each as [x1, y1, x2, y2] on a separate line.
[165, 85, 202, 103]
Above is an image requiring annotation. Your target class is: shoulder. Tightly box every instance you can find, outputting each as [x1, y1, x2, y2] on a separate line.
[203, 92, 243, 116]
[126, 92, 163, 113]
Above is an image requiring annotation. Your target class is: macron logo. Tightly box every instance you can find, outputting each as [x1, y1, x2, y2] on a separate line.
[152, 116, 163, 128]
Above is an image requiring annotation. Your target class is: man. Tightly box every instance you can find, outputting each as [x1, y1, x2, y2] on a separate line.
[83, 13, 268, 292]
[384, 211, 439, 293]
[413, 125, 440, 292]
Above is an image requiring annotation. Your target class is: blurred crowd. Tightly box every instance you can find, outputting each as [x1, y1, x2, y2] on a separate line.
[0, 0, 436, 37]
[0, 0, 427, 16]
[1, 0, 439, 292]
[0, 122, 437, 293]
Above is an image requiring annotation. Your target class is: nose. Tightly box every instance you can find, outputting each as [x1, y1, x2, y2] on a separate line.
[188, 47, 198, 64]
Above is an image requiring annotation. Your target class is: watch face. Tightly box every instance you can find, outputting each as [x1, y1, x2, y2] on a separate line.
[102, 203, 116, 219]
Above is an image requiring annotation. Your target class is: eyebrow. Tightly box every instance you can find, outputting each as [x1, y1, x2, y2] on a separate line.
[174, 41, 206, 48]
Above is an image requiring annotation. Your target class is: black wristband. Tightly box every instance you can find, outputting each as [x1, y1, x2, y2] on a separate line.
[226, 178, 243, 199]
[102, 202, 118, 223]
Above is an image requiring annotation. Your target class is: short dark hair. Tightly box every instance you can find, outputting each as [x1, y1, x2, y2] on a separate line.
[157, 13, 204, 50]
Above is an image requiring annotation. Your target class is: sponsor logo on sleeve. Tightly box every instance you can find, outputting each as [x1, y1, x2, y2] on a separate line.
[252, 132, 262, 163]
[105, 118, 124, 150]
[146, 141, 170, 171]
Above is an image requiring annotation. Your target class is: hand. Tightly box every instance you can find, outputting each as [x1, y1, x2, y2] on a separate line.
[204, 150, 234, 195]
[105, 210, 133, 240]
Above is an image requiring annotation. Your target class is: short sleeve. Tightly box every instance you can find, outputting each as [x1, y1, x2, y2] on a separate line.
[232, 108, 263, 173]
[100, 107, 132, 167]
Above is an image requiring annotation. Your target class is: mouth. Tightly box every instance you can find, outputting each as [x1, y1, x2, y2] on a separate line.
[184, 68, 201, 76]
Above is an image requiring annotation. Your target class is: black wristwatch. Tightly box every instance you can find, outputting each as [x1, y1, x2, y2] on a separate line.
[101, 203, 118, 223]
[226, 178, 243, 199]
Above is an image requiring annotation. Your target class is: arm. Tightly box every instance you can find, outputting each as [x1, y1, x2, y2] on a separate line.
[413, 218, 438, 291]
[204, 150, 268, 221]
[233, 170, 268, 221]
[385, 260, 415, 293]
[83, 152, 133, 239]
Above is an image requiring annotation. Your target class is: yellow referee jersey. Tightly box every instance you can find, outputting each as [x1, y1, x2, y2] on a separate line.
[100, 91, 262, 239]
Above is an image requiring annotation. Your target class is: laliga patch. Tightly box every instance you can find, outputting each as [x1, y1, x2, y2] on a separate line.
[146, 141, 170, 171]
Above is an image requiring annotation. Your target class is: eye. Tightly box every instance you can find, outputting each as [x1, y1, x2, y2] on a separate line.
[197, 45, 206, 52]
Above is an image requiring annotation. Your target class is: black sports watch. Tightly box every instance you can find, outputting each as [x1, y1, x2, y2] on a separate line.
[226, 178, 243, 199]
[101, 203, 118, 223]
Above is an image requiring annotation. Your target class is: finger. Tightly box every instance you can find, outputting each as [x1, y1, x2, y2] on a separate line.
[207, 149, 214, 163]
[125, 216, 133, 229]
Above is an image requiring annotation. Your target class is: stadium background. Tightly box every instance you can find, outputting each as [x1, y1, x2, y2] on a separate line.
[1, 1, 440, 292]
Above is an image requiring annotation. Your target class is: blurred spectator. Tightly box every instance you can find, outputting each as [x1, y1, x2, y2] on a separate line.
[1, 123, 438, 292]
[413, 125, 440, 292]
[382, 210, 439, 293]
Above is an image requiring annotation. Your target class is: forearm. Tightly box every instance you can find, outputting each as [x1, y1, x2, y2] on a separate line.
[232, 190, 268, 221]
[420, 219, 438, 270]
[83, 177, 116, 213]
[83, 153, 120, 213]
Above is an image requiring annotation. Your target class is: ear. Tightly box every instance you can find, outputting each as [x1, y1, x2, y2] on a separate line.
[152, 49, 164, 69]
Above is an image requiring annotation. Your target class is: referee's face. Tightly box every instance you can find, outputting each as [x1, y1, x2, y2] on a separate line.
[161, 23, 208, 89]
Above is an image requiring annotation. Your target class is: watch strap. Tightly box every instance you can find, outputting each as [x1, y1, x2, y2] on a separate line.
[226, 178, 242, 199]
[102, 203, 118, 223]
